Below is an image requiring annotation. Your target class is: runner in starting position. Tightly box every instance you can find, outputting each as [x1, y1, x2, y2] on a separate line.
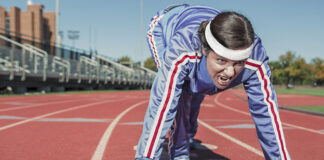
[135, 4, 290, 160]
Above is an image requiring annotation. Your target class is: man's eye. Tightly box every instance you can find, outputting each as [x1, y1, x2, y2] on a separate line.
[237, 61, 245, 65]
[217, 58, 225, 63]
[234, 61, 246, 66]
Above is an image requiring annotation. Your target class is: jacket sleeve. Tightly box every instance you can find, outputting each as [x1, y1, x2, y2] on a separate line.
[243, 58, 291, 160]
[135, 41, 200, 159]
[136, 5, 202, 159]
[146, 4, 189, 70]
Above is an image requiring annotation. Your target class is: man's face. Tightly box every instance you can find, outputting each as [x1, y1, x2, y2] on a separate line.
[205, 50, 246, 89]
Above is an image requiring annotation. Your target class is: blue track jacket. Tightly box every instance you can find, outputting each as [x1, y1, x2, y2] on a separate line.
[136, 4, 290, 160]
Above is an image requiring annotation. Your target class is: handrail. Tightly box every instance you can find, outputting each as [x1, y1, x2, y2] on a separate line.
[23, 43, 48, 81]
[0, 34, 26, 48]
[79, 56, 99, 83]
[0, 34, 32, 80]
[52, 56, 70, 82]
[96, 55, 134, 73]
[100, 65, 114, 84]
[140, 66, 157, 75]
[96, 54, 136, 85]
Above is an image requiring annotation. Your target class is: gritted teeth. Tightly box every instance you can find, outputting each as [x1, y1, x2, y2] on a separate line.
[219, 76, 230, 82]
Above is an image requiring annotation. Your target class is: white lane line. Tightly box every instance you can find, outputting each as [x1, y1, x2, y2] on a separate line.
[282, 123, 324, 135]
[214, 93, 324, 135]
[0, 115, 111, 123]
[230, 90, 324, 120]
[91, 100, 148, 160]
[0, 99, 89, 112]
[198, 119, 264, 157]
[4, 102, 33, 105]
[0, 94, 126, 112]
[0, 98, 124, 132]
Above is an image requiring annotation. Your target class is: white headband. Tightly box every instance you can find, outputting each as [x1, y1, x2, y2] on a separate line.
[205, 21, 253, 61]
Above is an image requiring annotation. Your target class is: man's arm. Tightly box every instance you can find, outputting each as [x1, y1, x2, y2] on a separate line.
[135, 47, 201, 159]
[244, 59, 291, 160]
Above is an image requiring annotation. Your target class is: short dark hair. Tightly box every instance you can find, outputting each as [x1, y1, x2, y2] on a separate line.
[198, 11, 255, 51]
[198, 20, 211, 53]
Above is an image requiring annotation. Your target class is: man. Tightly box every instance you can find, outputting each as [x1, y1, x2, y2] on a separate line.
[136, 4, 290, 160]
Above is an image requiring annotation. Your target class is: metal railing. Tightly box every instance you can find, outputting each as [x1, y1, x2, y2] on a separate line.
[96, 55, 136, 85]
[0, 34, 156, 90]
[23, 43, 48, 81]
[0, 34, 41, 81]
[78, 56, 99, 83]
[52, 56, 70, 82]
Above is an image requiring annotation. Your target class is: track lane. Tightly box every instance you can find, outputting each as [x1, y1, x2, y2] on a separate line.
[218, 90, 324, 133]
[0, 98, 125, 132]
[107, 92, 265, 160]
[210, 90, 324, 160]
[0, 97, 110, 127]
[102, 90, 324, 159]
[0, 93, 115, 111]
[1, 90, 322, 160]
[193, 121, 263, 160]
[91, 100, 148, 160]
[103, 100, 149, 160]
[197, 96, 265, 159]
[198, 119, 264, 156]
[0, 91, 149, 160]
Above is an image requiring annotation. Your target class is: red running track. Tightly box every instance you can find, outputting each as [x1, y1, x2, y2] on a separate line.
[0, 90, 323, 160]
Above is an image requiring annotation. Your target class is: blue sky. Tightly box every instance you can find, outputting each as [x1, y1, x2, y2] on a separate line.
[1, 0, 323, 62]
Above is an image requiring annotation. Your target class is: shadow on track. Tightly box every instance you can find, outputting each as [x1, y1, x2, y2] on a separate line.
[160, 139, 229, 160]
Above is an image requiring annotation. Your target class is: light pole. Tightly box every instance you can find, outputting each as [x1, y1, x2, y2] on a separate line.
[55, 0, 62, 57]
[140, 0, 144, 67]
[27, 0, 33, 5]
[68, 30, 79, 49]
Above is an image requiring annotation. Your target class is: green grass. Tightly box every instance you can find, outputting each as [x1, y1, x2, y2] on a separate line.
[275, 88, 324, 97]
[287, 106, 324, 114]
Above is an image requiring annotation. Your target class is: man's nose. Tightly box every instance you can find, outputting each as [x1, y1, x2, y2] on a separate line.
[224, 65, 235, 77]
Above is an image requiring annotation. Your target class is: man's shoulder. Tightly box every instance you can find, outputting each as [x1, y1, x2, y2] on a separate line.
[161, 4, 220, 27]
[248, 36, 268, 65]
[163, 4, 219, 14]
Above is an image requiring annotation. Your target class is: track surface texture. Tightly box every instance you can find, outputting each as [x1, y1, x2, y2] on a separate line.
[0, 90, 323, 160]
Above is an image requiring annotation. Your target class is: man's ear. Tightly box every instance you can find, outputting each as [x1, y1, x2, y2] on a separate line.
[201, 45, 209, 57]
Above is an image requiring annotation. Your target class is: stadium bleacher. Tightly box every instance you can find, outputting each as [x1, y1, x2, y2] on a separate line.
[0, 34, 156, 94]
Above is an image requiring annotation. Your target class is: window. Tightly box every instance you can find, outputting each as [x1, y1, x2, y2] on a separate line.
[5, 17, 10, 36]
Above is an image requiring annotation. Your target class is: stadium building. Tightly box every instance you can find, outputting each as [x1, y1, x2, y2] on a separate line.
[0, 4, 56, 56]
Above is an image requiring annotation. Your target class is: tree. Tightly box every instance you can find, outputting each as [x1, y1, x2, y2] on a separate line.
[268, 61, 285, 84]
[144, 57, 158, 72]
[312, 58, 324, 85]
[292, 57, 312, 85]
[269, 52, 323, 86]
[117, 56, 132, 63]
[279, 51, 296, 86]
